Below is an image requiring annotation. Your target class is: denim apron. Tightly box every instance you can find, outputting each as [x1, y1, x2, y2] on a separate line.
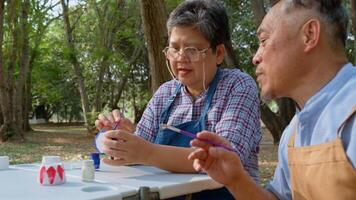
[154, 69, 234, 200]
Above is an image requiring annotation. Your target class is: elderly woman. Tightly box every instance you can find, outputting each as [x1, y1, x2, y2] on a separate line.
[95, 0, 261, 199]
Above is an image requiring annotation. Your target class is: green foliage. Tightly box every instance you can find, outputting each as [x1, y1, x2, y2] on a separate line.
[25, 0, 356, 125]
[223, 0, 259, 75]
[31, 20, 82, 122]
[165, 0, 183, 13]
[26, 0, 149, 123]
[27, 0, 262, 124]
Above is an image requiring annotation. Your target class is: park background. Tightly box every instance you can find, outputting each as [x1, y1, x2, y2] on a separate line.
[0, 0, 355, 186]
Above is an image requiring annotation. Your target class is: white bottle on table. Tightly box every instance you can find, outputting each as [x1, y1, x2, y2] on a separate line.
[0, 156, 9, 170]
[81, 160, 95, 182]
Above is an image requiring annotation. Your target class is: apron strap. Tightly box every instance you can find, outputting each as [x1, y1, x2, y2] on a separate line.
[287, 127, 297, 147]
[337, 105, 356, 137]
[159, 69, 221, 127]
[159, 83, 182, 124]
[198, 69, 221, 130]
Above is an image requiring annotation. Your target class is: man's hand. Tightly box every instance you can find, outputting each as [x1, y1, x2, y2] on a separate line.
[188, 131, 244, 187]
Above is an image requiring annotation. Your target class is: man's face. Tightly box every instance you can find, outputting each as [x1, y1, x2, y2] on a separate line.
[252, 2, 306, 100]
[167, 26, 224, 93]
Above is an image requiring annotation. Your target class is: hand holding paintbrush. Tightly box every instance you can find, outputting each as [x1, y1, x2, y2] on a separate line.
[95, 109, 135, 158]
[96, 109, 131, 132]
[160, 124, 234, 152]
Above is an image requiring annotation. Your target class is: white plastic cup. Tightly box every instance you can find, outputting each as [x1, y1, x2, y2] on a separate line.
[0, 156, 9, 170]
[38, 156, 66, 186]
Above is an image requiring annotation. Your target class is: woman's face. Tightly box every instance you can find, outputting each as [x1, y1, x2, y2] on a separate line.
[166, 26, 224, 96]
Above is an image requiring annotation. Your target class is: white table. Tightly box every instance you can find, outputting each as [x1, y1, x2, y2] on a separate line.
[0, 166, 137, 200]
[4, 161, 222, 199]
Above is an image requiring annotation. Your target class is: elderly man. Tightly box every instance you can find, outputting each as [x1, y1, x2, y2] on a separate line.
[189, 0, 356, 199]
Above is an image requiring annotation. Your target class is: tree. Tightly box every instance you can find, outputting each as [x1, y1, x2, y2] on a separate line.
[15, 0, 31, 138]
[251, 0, 265, 26]
[0, 0, 59, 140]
[23, 0, 61, 131]
[0, 0, 31, 142]
[0, 0, 7, 140]
[223, 37, 240, 69]
[139, 0, 170, 92]
[90, 0, 127, 112]
[60, 0, 90, 130]
[0, 106, 3, 124]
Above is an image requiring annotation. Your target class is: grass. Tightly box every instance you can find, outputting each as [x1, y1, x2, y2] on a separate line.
[0, 124, 96, 165]
[258, 129, 278, 187]
[0, 124, 278, 186]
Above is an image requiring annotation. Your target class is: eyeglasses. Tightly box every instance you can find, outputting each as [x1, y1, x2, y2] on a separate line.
[162, 46, 210, 62]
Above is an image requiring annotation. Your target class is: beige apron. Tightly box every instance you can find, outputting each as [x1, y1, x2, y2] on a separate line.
[287, 106, 356, 200]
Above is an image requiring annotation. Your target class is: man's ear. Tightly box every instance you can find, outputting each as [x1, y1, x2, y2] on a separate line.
[302, 19, 321, 52]
[215, 43, 226, 65]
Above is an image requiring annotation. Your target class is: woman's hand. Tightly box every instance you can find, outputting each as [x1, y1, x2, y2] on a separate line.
[95, 109, 135, 133]
[101, 130, 154, 165]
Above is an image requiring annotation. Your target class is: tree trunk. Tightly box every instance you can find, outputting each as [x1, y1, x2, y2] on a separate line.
[7, 0, 19, 137]
[0, 0, 23, 142]
[61, 0, 90, 129]
[251, 0, 266, 27]
[24, 47, 36, 132]
[260, 98, 296, 144]
[112, 76, 128, 109]
[270, 0, 279, 6]
[139, 0, 170, 93]
[260, 103, 283, 143]
[130, 70, 137, 123]
[223, 40, 240, 69]
[277, 97, 295, 128]
[111, 45, 142, 109]
[93, 55, 109, 112]
[0, 1, 3, 129]
[23, 3, 60, 131]
[350, 0, 356, 64]
[13, 0, 31, 141]
[0, 108, 2, 127]
[0, 106, 3, 125]
[23, 81, 32, 132]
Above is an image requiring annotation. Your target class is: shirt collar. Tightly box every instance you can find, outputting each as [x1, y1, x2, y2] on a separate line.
[297, 63, 353, 120]
[182, 86, 208, 101]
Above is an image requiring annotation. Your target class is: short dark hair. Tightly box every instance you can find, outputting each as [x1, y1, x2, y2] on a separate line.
[167, 0, 230, 51]
[279, 0, 348, 46]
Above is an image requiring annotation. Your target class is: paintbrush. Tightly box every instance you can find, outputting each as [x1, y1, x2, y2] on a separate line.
[109, 111, 125, 160]
[112, 110, 125, 130]
[160, 124, 234, 152]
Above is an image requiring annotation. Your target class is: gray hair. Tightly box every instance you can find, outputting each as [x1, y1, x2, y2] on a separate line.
[278, 0, 348, 46]
[167, 0, 230, 51]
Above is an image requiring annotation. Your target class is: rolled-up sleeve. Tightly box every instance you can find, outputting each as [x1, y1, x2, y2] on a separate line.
[215, 84, 261, 165]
